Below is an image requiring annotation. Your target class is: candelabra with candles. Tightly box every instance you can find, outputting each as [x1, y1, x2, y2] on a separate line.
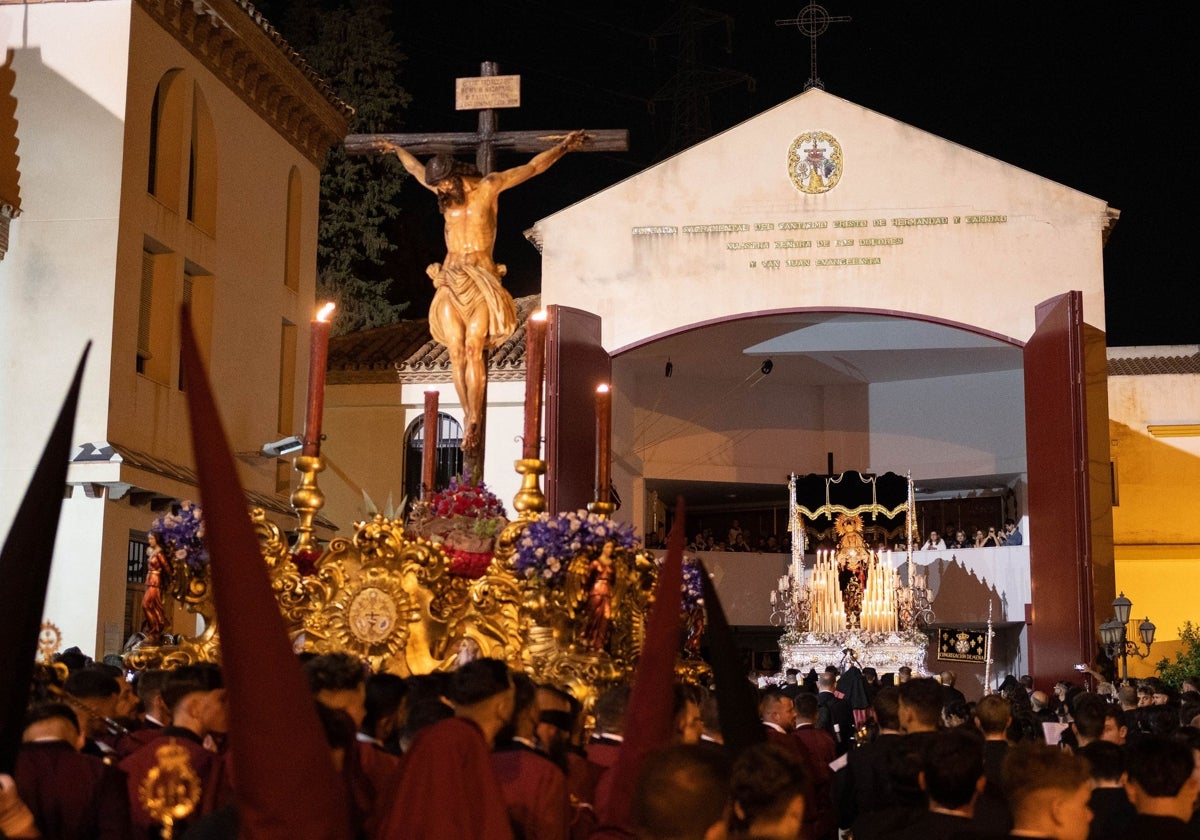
[773, 511, 921, 637]
[773, 503, 930, 675]
[769, 571, 810, 631]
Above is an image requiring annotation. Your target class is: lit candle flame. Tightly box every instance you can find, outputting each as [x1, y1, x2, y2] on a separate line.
[531, 309, 547, 322]
[597, 383, 610, 394]
[316, 302, 336, 322]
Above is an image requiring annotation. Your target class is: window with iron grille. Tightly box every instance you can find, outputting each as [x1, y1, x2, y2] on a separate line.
[404, 412, 464, 500]
[127, 532, 149, 584]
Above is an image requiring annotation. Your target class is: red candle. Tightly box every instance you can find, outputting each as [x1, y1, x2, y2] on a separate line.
[522, 310, 548, 460]
[301, 302, 335, 457]
[595, 383, 611, 503]
[422, 389, 439, 497]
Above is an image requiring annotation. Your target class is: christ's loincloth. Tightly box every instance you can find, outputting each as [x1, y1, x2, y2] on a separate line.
[427, 261, 517, 350]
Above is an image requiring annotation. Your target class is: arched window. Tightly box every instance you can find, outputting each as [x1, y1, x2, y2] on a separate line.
[187, 84, 217, 233]
[284, 167, 302, 291]
[148, 71, 186, 208]
[404, 412, 464, 499]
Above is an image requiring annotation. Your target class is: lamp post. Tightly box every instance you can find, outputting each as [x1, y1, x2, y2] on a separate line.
[1098, 591, 1156, 681]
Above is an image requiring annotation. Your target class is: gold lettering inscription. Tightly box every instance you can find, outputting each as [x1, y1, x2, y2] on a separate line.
[833, 220, 868, 228]
[683, 223, 752, 233]
[816, 257, 882, 266]
[858, 237, 904, 246]
[631, 226, 678, 236]
[777, 221, 828, 230]
[965, 215, 1007, 224]
[891, 217, 949, 226]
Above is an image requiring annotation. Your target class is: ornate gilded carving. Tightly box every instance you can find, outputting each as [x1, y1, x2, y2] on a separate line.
[125, 456, 704, 709]
[137, 741, 201, 840]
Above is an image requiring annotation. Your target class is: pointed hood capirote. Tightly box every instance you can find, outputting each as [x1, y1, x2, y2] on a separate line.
[180, 310, 351, 840]
[595, 499, 687, 832]
[0, 344, 89, 775]
[698, 558, 766, 758]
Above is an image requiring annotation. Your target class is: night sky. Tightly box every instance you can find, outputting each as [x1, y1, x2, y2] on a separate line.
[374, 1, 1198, 348]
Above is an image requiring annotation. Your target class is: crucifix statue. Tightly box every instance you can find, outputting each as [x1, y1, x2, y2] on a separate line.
[345, 62, 627, 482]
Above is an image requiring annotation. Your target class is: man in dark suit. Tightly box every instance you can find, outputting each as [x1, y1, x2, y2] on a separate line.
[781, 668, 803, 700]
[876, 728, 992, 840]
[940, 671, 967, 711]
[971, 694, 1012, 835]
[817, 672, 856, 755]
[1001, 742, 1093, 840]
[850, 678, 947, 840]
[835, 685, 909, 832]
[1076, 741, 1135, 839]
[1123, 737, 1200, 840]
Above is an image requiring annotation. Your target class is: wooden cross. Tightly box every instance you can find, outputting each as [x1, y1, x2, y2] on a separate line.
[344, 61, 628, 174]
[343, 62, 627, 482]
[775, 4, 851, 91]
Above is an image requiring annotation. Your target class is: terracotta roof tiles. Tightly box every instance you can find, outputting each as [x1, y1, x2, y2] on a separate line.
[1107, 349, 1200, 376]
[328, 294, 539, 385]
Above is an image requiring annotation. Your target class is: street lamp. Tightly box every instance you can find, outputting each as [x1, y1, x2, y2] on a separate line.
[1099, 591, 1156, 681]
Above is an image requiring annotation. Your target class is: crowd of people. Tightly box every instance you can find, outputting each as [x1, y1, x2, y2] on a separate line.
[752, 665, 1200, 840]
[674, 517, 1026, 555]
[919, 519, 1023, 551]
[4, 646, 1198, 840]
[686, 520, 790, 554]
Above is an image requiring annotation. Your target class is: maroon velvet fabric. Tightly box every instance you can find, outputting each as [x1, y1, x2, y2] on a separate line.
[16, 739, 131, 840]
[372, 717, 515, 840]
[491, 745, 570, 840]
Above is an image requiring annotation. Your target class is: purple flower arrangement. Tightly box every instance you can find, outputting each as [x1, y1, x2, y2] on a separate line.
[152, 501, 208, 571]
[514, 510, 637, 586]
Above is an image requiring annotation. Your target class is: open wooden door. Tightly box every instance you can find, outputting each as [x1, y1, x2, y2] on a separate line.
[545, 305, 610, 514]
[1023, 292, 1115, 686]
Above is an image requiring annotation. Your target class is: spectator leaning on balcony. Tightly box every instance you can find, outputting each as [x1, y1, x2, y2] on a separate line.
[1002, 519, 1023, 546]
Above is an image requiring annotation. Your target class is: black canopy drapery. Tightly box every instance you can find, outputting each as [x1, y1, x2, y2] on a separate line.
[790, 470, 911, 545]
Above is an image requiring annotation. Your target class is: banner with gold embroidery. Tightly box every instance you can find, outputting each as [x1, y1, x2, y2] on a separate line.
[937, 628, 987, 662]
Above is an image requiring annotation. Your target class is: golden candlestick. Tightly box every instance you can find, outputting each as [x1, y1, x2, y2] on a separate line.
[291, 454, 326, 553]
[511, 458, 548, 519]
[586, 500, 616, 518]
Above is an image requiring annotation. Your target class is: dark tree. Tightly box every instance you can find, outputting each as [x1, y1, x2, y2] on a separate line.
[264, 0, 413, 334]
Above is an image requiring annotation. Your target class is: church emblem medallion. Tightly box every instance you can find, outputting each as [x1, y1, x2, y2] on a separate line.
[788, 131, 842, 194]
[346, 586, 400, 645]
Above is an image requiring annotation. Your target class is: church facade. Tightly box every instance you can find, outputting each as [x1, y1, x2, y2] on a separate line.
[530, 89, 1117, 685]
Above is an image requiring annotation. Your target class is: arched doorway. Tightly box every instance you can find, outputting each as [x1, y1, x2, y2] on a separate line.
[404, 412, 465, 499]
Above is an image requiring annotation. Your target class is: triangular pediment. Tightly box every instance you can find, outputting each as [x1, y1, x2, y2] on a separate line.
[535, 88, 1111, 350]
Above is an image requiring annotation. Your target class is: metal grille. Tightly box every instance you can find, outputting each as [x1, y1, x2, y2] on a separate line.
[404, 412, 464, 498]
[127, 532, 149, 584]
